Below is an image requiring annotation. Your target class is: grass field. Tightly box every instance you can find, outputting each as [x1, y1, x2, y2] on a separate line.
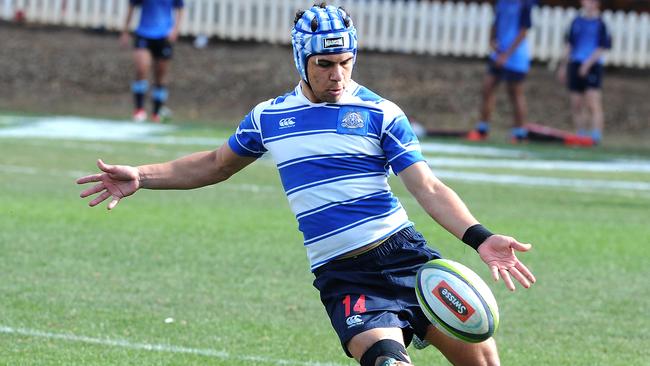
[1, 115, 649, 365]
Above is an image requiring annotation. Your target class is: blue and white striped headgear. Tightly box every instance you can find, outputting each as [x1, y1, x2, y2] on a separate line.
[291, 4, 357, 83]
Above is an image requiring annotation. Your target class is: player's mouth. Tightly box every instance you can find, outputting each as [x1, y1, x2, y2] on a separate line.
[327, 87, 344, 97]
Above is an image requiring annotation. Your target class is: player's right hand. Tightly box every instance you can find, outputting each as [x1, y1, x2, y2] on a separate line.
[77, 159, 140, 210]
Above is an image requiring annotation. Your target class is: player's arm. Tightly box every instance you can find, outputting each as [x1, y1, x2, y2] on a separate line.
[578, 48, 606, 76]
[579, 22, 611, 76]
[556, 43, 571, 83]
[399, 161, 479, 239]
[77, 144, 256, 209]
[489, 23, 497, 52]
[399, 162, 536, 291]
[496, 3, 533, 66]
[139, 144, 254, 189]
[119, 3, 136, 46]
[169, 4, 184, 42]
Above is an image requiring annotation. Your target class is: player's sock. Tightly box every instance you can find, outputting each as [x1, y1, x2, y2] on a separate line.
[379, 358, 398, 366]
[590, 129, 602, 145]
[475, 121, 490, 136]
[131, 79, 148, 111]
[511, 126, 528, 141]
[411, 334, 430, 350]
[152, 85, 168, 118]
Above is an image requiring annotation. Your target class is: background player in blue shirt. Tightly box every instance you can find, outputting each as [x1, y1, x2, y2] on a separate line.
[556, 0, 611, 144]
[469, 0, 535, 142]
[78, 4, 536, 366]
[120, 0, 184, 123]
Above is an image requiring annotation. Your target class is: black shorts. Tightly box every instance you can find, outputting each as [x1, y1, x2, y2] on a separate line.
[312, 226, 441, 357]
[487, 60, 527, 83]
[567, 62, 603, 92]
[133, 35, 173, 60]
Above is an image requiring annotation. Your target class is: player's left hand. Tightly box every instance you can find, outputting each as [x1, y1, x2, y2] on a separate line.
[495, 53, 508, 68]
[477, 235, 536, 291]
[579, 63, 590, 77]
[168, 30, 179, 43]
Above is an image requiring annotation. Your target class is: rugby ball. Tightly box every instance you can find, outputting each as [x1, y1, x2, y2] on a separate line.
[415, 259, 499, 343]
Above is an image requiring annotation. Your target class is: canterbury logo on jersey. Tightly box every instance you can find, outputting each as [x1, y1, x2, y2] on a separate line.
[278, 117, 296, 128]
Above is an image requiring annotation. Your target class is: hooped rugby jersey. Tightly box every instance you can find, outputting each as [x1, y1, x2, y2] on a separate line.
[228, 81, 425, 271]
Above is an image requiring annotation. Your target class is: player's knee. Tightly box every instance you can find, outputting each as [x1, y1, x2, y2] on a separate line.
[359, 339, 411, 366]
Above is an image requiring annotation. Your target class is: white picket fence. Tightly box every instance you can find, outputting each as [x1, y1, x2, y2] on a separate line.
[2, 0, 649, 68]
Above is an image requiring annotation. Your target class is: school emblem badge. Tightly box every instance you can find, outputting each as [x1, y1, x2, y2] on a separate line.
[337, 107, 369, 136]
[341, 111, 365, 129]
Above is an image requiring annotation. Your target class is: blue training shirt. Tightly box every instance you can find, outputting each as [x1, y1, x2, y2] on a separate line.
[130, 0, 184, 39]
[566, 15, 611, 64]
[491, 0, 534, 73]
[228, 81, 425, 271]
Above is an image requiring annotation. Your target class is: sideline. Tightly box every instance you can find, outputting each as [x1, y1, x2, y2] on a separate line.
[0, 325, 348, 366]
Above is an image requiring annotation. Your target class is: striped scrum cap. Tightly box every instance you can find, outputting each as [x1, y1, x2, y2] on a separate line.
[291, 4, 357, 83]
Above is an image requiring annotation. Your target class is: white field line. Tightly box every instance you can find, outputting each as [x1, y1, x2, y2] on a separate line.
[0, 325, 348, 366]
[434, 169, 650, 191]
[427, 157, 650, 173]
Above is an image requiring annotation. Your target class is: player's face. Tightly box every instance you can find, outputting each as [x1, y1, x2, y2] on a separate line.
[305, 52, 354, 103]
[581, 0, 599, 12]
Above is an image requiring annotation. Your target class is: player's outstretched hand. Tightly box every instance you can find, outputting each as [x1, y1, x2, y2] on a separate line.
[77, 159, 140, 210]
[477, 235, 536, 291]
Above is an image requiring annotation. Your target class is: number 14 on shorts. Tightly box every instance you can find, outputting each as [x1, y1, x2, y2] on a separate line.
[342, 294, 367, 316]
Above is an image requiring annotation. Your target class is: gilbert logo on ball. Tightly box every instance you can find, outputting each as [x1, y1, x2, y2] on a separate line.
[415, 259, 499, 343]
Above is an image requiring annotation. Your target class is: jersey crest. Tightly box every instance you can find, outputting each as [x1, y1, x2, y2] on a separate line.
[337, 107, 369, 136]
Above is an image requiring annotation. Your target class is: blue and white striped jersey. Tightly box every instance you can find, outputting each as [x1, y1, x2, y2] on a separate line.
[228, 81, 425, 271]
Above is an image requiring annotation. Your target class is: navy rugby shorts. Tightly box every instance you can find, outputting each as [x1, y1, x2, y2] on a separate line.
[133, 35, 173, 60]
[567, 62, 603, 92]
[312, 226, 441, 357]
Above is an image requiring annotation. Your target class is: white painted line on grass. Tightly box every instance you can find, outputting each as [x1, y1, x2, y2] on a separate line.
[0, 325, 348, 366]
[419, 141, 526, 158]
[434, 169, 650, 191]
[427, 157, 650, 173]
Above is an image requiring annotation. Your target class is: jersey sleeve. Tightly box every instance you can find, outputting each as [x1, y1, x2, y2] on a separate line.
[173, 0, 184, 8]
[130, 0, 143, 5]
[380, 103, 425, 175]
[598, 20, 612, 49]
[565, 19, 576, 46]
[228, 107, 267, 158]
[519, 1, 533, 29]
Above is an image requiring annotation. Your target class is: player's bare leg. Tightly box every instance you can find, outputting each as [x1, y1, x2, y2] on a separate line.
[585, 89, 604, 143]
[469, 74, 499, 140]
[424, 325, 500, 366]
[348, 328, 413, 366]
[151, 59, 171, 122]
[570, 92, 588, 134]
[132, 49, 152, 122]
[479, 74, 499, 128]
[506, 80, 527, 127]
[506, 80, 528, 141]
